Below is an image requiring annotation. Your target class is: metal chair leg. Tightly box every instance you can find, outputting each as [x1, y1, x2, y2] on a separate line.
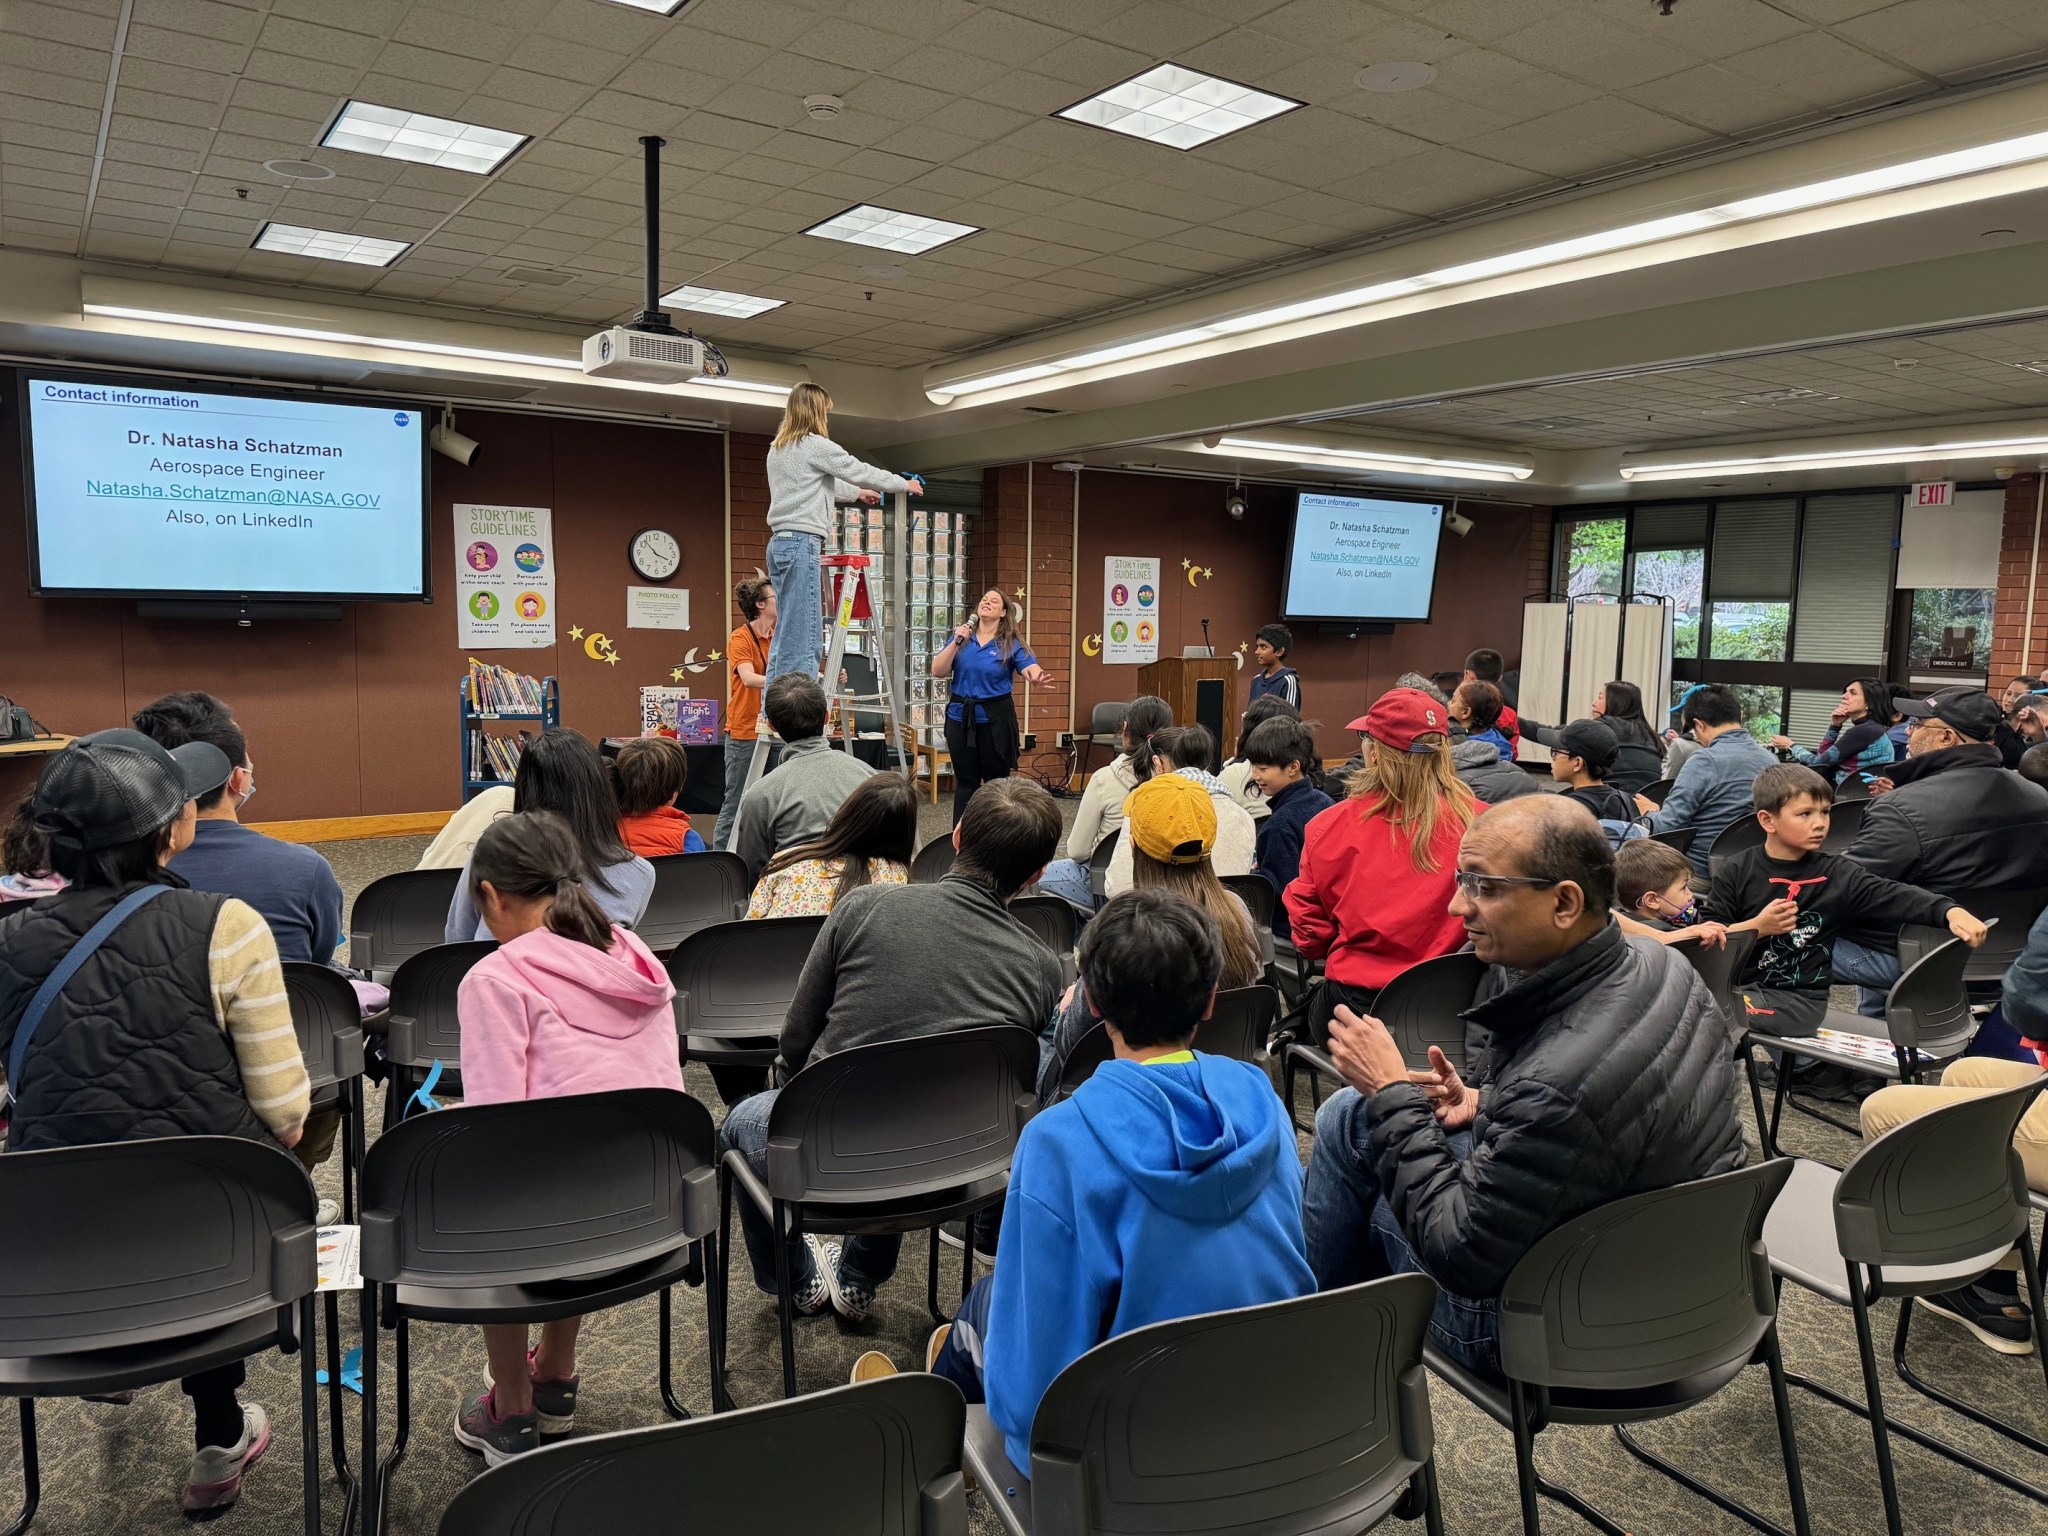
[925, 1225, 943, 1324]
[1764, 1323, 1814, 1536]
[299, 1296, 323, 1536]
[1742, 1046, 1778, 1158]
[1848, 1274, 1906, 1536]
[772, 1202, 798, 1399]
[657, 1286, 689, 1421]
[1506, 1380, 1544, 1536]
[703, 1228, 732, 1415]
[1, 1400, 39, 1536]
[714, 1170, 734, 1406]
[358, 1286, 379, 1536]
[323, 1290, 359, 1536]
[1890, 1267, 2048, 1464]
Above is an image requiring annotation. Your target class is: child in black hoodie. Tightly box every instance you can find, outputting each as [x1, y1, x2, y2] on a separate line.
[1705, 764, 1987, 1036]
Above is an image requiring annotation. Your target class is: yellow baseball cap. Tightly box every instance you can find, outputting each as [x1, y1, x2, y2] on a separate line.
[1124, 772, 1217, 864]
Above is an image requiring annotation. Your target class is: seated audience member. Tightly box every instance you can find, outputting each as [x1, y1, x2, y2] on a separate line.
[1107, 724, 1254, 895]
[1287, 689, 1479, 1023]
[1771, 677, 1895, 786]
[1855, 902, 2048, 1356]
[1832, 688, 2048, 1017]
[1546, 719, 1641, 830]
[1462, 648, 1520, 747]
[2022, 742, 2048, 790]
[1453, 733, 1538, 804]
[0, 729, 309, 1516]
[1245, 714, 1334, 942]
[449, 811, 684, 1464]
[1037, 695, 1173, 910]
[0, 798, 64, 905]
[853, 889, 1314, 1469]
[2001, 674, 2046, 712]
[1247, 622, 1301, 709]
[1661, 684, 1707, 781]
[1040, 773, 1264, 1099]
[2014, 692, 2048, 750]
[1614, 838, 1730, 949]
[1639, 685, 1776, 880]
[1448, 680, 1514, 757]
[732, 673, 879, 883]
[132, 692, 346, 967]
[447, 729, 654, 942]
[1218, 695, 1298, 822]
[1525, 682, 1665, 796]
[611, 736, 705, 857]
[1704, 764, 1985, 1041]
[1301, 795, 1741, 1369]
[747, 771, 915, 919]
[417, 785, 513, 870]
[1430, 669, 1466, 700]
[720, 779, 1064, 1320]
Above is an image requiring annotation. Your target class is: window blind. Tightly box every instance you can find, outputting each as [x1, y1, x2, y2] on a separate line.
[1786, 688, 1844, 751]
[1792, 492, 1897, 666]
[1632, 503, 1708, 552]
[1709, 499, 1797, 602]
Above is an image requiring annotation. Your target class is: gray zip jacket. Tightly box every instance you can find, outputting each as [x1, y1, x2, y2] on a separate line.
[766, 433, 912, 538]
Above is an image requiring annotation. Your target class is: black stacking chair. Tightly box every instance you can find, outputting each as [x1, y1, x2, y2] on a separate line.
[1649, 826, 1694, 856]
[1671, 928, 1758, 1038]
[437, 1374, 967, 1536]
[909, 836, 956, 884]
[1427, 1162, 1810, 1536]
[281, 960, 368, 1218]
[1009, 893, 1079, 957]
[1086, 830, 1119, 901]
[381, 940, 495, 1130]
[1077, 701, 1126, 776]
[350, 866, 464, 982]
[1283, 952, 1485, 1134]
[1763, 1075, 2048, 1535]
[0, 1137, 323, 1536]
[1637, 777, 1676, 807]
[719, 1026, 1037, 1400]
[666, 915, 825, 1106]
[967, 1276, 1445, 1536]
[1706, 814, 1765, 878]
[1897, 885, 2048, 986]
[1054, 985, 1279, 1099]
[357, 1089, 721, 1535]
[1820, 797, 1866, 852]
[638, 851, 748, 955]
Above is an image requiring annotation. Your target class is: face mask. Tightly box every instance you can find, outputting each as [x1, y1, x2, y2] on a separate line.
[238, 768, 256, 808]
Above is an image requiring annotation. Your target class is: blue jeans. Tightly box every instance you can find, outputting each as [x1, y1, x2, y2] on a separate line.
[713, 736, 761, 853]
[1035, 857, 1097, 915]
[931, 1273, 995, 1403]
[718, 1088, 902, 1294]
[1831, 937, 1900, 1020]
[764, 531, 823, 684]
[1301, 1089, 1499, 1372]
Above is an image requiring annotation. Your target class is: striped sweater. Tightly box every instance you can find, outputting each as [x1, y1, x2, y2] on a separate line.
[208, 898, 310, 1139]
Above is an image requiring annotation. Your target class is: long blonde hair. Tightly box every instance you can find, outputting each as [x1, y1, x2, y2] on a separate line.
[1131, 847, 1262, 990]
[773, 382, 832, 449]
[1346, 735, 1478, 873]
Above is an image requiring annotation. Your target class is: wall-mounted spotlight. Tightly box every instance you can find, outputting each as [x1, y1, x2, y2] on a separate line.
[431, 407, 481, 466]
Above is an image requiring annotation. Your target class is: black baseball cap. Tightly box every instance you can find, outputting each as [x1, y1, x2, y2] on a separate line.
[1896, 687, 2002, 742]
[1550, 717, 1618, 770]
[31, 728, 232, 851]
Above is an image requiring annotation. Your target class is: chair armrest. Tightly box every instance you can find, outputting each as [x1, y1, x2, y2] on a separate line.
[962, 1406, 1033, 1536]
[720, 1145, 775, 1217]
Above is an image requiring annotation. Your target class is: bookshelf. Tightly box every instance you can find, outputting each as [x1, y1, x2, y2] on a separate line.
[459, 665, 558, 801]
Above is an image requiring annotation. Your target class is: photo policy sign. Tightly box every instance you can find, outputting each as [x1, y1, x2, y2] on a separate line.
[456, 503, 554, 649]
[1103, 555, 1160, 665]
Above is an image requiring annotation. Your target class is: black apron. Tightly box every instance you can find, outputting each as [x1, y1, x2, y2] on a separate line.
[946, 687, 1021, 773]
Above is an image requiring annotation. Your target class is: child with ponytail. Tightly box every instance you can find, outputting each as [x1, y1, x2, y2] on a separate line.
[451, 810, 684, 1465]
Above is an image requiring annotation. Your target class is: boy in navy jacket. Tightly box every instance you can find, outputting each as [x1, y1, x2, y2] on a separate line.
[848, 889, 1314, 1472]
[1245, 715, 1333, 940]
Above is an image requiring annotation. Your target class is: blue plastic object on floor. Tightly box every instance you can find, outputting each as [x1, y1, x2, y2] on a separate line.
[317, 1346, 363, 1396]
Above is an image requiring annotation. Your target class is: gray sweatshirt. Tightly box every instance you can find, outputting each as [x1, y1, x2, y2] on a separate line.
[766, 433, 911, 538]
[733, 736, 880, 881]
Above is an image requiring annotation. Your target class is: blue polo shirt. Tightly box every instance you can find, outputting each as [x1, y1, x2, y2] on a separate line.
[947, 633, 1036, 724]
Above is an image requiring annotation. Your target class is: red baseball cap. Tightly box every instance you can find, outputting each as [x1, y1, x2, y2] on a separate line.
[1346, 688, 1452, 753]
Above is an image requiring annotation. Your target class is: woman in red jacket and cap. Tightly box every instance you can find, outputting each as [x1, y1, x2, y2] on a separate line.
[1286, 687, 1482, 1027]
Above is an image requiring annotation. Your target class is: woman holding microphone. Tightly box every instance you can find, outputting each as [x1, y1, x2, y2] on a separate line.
[932, 587, 1057, 823]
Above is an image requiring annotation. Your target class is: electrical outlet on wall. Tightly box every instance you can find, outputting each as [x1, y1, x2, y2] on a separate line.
[1058, 731, 1074, 748]
[1022, 732, 1038, 750]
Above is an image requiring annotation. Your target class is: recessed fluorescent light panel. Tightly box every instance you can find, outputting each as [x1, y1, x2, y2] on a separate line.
[1058, 64, 1301, 150]
[1620, 426, 2048, 481]
[660, 284, 785, 319]
[252, 222, 410, 267]
[604, 0, 689, 12]
[321, 101, 527, 175]
[803, 205, 978, 254]
[1205, 435, 1534, 484]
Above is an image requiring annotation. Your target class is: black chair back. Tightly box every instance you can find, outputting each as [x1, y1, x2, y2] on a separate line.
[1499, 1161, 1793, 1393]
[385, 940, 496, 1072]
[910, 837, 956, 884]
[667, 915, 826, 1043]
[349, 866, 464, 980]
[1009, 894, 1077, 956]
[282, 961, 367, 1094]
[1024, 1276, 1439, 1534]
[1056, 987, 1277, 1098]
[359, 1088, 717, 1289]
[1832, 1075, 2044, 1270]
[1219, 873, 1276, 932]
[1707, 813, 1765, 876]
[1671, 928, 1758, 1033]
[1637, 777, 1676, 807]
[436, 1375, 966, 1536]
[0, 1136, 316, 1358]
[1820, 797, 1866, 852]
[1368, 951, 1486, 1067]
[1086, 830, 1119, 899]
[763, 1026, 1037, 1206]
[1649, 827, 1694, 856]
[639, 852, 749, 954]
[1880, 930, 1982, 1058]
[1902, 886, 2048, 984]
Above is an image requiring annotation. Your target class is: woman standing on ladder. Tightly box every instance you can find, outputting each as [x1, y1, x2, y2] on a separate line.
[932, 587, 1058, 823]
[763, 382, 922, 684]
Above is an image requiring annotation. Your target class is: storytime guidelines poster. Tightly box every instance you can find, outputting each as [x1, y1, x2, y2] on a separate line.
[456, 503, 554, 648]
[1102, 555, 1160, 665]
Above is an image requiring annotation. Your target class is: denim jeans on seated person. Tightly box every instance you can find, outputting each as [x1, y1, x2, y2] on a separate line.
[719, 1088, 902, 1294]
[1300, 1087, 1499, 1372]
[1033, 857, 1098, 915]
[1831, 936, 1901, 1021]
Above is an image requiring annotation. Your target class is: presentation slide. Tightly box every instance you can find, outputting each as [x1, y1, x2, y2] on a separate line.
[1284, 491, 1444, 621]
[25, 376, 427, 597]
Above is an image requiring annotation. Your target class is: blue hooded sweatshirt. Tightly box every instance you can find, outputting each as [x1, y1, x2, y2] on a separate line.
[983, 1052, 1315, 1470]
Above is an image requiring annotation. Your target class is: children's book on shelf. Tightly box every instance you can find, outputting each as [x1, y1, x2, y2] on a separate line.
[639, 687, 720, 744]
[464, 658, 547, 715]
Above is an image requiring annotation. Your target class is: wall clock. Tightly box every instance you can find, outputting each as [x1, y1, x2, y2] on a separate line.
[630, 527, 681, 581]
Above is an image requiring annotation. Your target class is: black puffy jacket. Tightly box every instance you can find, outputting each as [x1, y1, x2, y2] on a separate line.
[1451, 740, 1539, 804]
[1365, 922, 1743, 1298]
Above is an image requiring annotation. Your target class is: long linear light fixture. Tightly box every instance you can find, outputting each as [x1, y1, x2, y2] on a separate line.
[927, 125, 2048, 405]
[81, 301, 794, 403]
[1619, 419, 2048, 481]
[1187, 434, 1535, 483]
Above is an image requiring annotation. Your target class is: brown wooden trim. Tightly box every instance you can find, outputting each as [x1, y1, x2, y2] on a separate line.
[245, 811, 454, 844]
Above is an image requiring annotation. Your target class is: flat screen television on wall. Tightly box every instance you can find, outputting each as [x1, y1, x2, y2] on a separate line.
[1281, 489, 1445, 623]
[20, 369, 431, 602]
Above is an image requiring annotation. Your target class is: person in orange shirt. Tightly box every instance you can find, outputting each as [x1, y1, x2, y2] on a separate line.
[714, 575, 776, 852]
[613, 737, 704, 857]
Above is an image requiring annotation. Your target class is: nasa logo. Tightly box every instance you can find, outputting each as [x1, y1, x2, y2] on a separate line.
[392, 412, 409, 427]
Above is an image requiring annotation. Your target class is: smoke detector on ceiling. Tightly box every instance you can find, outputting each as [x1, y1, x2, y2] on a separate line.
[804, 95, 844, 121]
[1355, 62, 1434, 93]
[262, 159, 334, 181]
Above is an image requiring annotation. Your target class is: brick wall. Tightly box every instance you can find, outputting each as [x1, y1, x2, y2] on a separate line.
[1991, 473, 2048, 680]
[727, 430, 770, 600]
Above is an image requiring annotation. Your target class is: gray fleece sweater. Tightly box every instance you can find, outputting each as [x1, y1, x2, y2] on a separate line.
[766, 433, 912, 538]
[733, 736, 879, 882]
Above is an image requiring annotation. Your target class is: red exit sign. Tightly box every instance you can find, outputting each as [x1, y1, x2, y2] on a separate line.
[1912, 481, 1955, 506]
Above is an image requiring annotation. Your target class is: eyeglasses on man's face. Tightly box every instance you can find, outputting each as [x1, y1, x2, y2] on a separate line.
[1451, 869, 1562, 902]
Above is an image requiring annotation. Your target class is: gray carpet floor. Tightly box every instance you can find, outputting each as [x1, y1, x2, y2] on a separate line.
[6, 827, 2046, 1536]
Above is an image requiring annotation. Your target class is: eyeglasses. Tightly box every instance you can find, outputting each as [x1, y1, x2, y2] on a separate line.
[1452, 870, 1562, 901]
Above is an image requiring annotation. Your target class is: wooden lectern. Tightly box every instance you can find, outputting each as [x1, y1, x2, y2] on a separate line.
[1137, 657, 1240, 767]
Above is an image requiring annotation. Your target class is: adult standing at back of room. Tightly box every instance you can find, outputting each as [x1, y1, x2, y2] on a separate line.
[931, 587, 1057, 824]
[714, 573, 777, 852]
[762, 382, 921, 685]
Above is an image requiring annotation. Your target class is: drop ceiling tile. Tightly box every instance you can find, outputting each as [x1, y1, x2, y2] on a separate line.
[1624, 62, 1812, 135]
[1, 95, 100, 141]
[939, 7, 1071, 64]
[8, 33, 118, 84]
[1720, 30, 1921, 104]
[9, 0, 121, 47]
[1838, 0, 2039, 77]
[948, 141, 1056, 181]
[1031, 34, 1159, 90]
[783, 17, 921, 72]
[1414, 0, 1534, 43]
[1427, 46, 1604, 119]
[1254, 0, 1399, 49]
[682, 0, 816, 50]
[871, 124, 983, 165]
[251, 14, 383, 69]
[887, 44, 1009, 96]
[3, 144, 94, 174]
[107, 86, 227, 130]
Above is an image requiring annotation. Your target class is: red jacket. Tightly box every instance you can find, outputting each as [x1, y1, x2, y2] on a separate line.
[620, 805, 699, 858]
[1284, 795, 1479, 991]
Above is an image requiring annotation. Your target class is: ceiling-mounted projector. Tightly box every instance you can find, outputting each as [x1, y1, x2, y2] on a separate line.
[582, 326, 705, 383]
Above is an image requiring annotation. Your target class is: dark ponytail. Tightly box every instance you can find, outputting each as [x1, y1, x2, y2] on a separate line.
[1122, 694, 1173, 783]
[470, 810, 614, 951]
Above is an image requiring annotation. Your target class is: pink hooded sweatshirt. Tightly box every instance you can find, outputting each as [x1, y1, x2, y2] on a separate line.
[457, 924, 683, 1105]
